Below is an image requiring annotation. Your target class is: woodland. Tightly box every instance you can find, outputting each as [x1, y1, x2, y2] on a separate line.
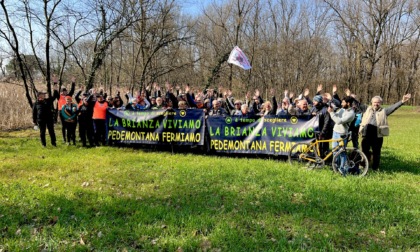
[1, 0, 419, 108]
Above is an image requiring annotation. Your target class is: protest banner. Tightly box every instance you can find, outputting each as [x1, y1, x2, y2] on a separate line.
[107, 108, 205, 145]
[206, 115, 319, 155]
[107, 108, 318, 155]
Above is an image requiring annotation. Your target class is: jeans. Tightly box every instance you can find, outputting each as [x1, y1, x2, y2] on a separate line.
[332, 131, 349, 173]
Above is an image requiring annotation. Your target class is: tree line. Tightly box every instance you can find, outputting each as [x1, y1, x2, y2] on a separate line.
[1, 0, 419, 108]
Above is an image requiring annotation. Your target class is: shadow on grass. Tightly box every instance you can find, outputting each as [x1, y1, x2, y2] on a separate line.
[1, 171, 418, 251]
[111, 142, 290, 162]
[380, 147, 420, 175]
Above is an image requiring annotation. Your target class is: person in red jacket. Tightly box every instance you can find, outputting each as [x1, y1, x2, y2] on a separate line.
[92, 93, 109, 146]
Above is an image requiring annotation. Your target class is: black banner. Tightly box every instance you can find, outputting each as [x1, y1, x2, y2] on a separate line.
[206, 115, 319, 155]
[107, 108, 205, 145]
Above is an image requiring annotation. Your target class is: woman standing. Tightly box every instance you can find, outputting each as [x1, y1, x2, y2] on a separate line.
[61, 96, 78, 145]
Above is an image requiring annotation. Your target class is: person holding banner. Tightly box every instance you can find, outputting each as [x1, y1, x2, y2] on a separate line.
[240, 104, 254, 118]
[257, 89, 278, 116]
[251, 89, 263, 114]
[111, 93, 124, 109]
[288, 99, 311, 116]
[209, 100, 227, 116]
[276, 97, 291, 116]
[185, 85, 207, 115]
[152, 97, 164, 110]
[231, 100, 243, 116]
[178, 100, 188, 110]
[126, 96, 150, 110]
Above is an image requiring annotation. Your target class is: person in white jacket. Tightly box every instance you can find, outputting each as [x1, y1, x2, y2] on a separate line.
[328, 96, 355, 175]
[359, 94, 411, 170]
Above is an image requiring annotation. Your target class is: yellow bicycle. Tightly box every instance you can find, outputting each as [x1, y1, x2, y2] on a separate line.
[288, 132, 369, 176]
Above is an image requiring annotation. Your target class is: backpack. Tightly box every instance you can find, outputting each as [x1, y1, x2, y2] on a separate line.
[354, 113, 362, 127]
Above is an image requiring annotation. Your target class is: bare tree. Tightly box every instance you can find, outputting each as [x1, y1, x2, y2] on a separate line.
[324, 0, 419, 102]
[0, 0, 35, 107]
[83, 0, 145, 90]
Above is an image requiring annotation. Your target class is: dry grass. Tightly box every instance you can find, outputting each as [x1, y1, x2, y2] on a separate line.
[0, 82, 35, 130]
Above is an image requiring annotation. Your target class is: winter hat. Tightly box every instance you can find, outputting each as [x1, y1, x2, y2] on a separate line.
[313, 95, 323, 103]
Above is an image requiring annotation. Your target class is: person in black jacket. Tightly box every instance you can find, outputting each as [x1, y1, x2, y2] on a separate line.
[32, 91, 57, 147]
[208, 100, 228, 116]
[310, 95, 334, 157]
[77, 93, 96, 147]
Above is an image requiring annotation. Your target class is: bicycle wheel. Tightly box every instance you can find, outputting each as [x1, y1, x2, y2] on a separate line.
[332, 147, 369, 176]
[288, 143, 314, 167]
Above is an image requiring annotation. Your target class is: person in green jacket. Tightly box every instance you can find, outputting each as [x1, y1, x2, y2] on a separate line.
[61, 96, 78, 145]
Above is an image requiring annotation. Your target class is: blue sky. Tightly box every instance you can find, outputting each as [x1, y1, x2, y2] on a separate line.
[180, 0, 216, 16]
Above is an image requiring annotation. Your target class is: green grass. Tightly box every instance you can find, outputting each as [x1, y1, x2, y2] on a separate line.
[1, 107, 419, 251]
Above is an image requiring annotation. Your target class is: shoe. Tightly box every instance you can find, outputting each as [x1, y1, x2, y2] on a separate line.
[339, 166, 348, 176]
[348, 165, 360, 175]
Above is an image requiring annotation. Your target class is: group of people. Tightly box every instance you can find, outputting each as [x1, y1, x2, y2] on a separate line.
[32, 80, 411, 172]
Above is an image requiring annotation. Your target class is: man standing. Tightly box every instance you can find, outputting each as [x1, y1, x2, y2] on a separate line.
[328, 96, 355, 175]
[92, 94, 109, 146]
[208, 100, 227, 116]
[32, 91, 57, 147]
[77, 93, 95, 147]
[359, 94, 411, 170]
[311, 95, 333, 157]
[288, 99, 311, 116]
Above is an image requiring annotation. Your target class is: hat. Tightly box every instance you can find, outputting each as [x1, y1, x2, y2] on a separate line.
[330, 98, 341, 109]
[82, 92, 90, 96]
[37, 90, 47, 95]
[343, 96, 355, 104]
[313, 95, 323, 103]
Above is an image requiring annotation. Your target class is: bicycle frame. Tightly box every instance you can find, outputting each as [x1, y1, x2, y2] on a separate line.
[298, 137, 345, 163]
[289, 132, 369, 176]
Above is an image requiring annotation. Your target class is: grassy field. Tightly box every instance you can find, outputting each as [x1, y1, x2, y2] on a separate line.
[0, 107, 419, 251]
